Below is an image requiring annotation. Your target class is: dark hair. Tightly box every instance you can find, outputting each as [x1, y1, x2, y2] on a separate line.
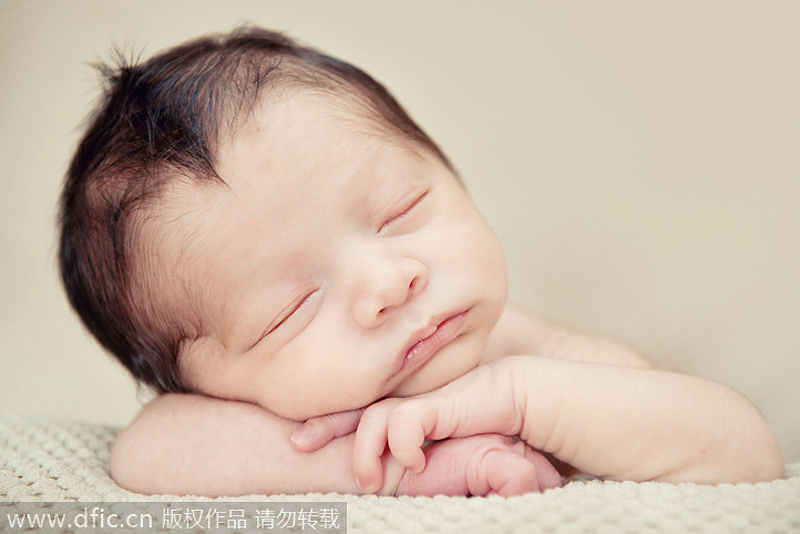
[58, 27, 452, 394]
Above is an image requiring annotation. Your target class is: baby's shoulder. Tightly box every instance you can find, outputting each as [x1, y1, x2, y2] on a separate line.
[482, 304, 548, 363]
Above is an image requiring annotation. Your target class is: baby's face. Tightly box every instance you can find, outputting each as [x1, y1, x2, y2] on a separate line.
[157, 94, 507, 420]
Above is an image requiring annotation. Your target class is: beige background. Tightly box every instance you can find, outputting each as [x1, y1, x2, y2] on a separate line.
[1, 1, 797, 463]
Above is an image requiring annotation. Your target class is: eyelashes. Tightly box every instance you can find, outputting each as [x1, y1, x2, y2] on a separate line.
[254, 290, 318, 346]
[378, 190, 429, 234]
[269, 292, 313, 333]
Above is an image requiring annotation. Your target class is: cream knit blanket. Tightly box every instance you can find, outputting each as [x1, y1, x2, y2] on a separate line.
[1, 415, 798, 533]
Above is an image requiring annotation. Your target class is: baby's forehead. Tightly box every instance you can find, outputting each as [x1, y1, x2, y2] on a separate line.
[225, 85, 409, 157]
[144, 88, 439, 271]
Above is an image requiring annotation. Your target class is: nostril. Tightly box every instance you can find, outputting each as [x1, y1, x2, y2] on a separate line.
[409, 272, 427, 294]
[409, 275, 420, 292]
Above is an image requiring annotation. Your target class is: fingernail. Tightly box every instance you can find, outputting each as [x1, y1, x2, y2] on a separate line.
[291, 427, 311, 449]
[356, 476, 377, 494]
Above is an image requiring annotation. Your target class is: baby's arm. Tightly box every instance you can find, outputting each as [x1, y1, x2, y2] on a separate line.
[110, 394, 369, 496]
[110, 393, 556, 497]
[352, 356, 785, 492]
[484, 304, 654, 368]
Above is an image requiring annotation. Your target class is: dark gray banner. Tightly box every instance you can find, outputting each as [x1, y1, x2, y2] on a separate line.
[1, 502, 347, 533]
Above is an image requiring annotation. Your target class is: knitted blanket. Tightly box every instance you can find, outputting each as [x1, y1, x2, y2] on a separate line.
[1, 415, 798, 533]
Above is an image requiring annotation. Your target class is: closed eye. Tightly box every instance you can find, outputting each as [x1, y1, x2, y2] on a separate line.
[252, 290, 317, 348]
[378, 190, 429, 234]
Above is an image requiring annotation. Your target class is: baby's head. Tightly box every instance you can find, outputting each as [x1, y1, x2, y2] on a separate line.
[59, 27, 508, 419]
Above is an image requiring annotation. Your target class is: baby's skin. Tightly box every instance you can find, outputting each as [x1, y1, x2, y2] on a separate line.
[109, 87, 783, 498]
[395, 434, 563, 496]
[294, 318, 786, 494]
[290, 406, 563, 495]
[110, 394, 562, 497]
[111, 307, 575, 497]
[112, 89, 563, 497]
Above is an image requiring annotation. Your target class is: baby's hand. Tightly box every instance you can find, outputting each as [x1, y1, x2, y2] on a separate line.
[352, 362, 526, 493]
[396, 434, 562, 496]
[289, 404, 560, 496]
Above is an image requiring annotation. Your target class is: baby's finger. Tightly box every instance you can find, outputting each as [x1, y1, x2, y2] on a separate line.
[385, 400, 446, 472]
[353, 401, 398, 493]
[522, 447, 564, 491]
[481, 449, 540, 497]
[291, 409, 364, 452]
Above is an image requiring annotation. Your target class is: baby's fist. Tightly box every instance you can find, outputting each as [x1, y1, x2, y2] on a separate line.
[396, 434, 562, 497]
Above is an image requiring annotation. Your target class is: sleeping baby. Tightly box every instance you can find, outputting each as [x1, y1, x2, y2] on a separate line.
[57, 27, 784, 497]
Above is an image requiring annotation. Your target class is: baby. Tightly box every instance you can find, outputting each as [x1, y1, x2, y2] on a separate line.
[58, 27, 784, 497]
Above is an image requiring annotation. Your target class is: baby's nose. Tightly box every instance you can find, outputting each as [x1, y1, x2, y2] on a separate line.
[351, 257, 428, 329]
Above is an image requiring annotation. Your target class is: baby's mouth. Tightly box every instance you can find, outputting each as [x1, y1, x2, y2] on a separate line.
[397, 310, 469, 373]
